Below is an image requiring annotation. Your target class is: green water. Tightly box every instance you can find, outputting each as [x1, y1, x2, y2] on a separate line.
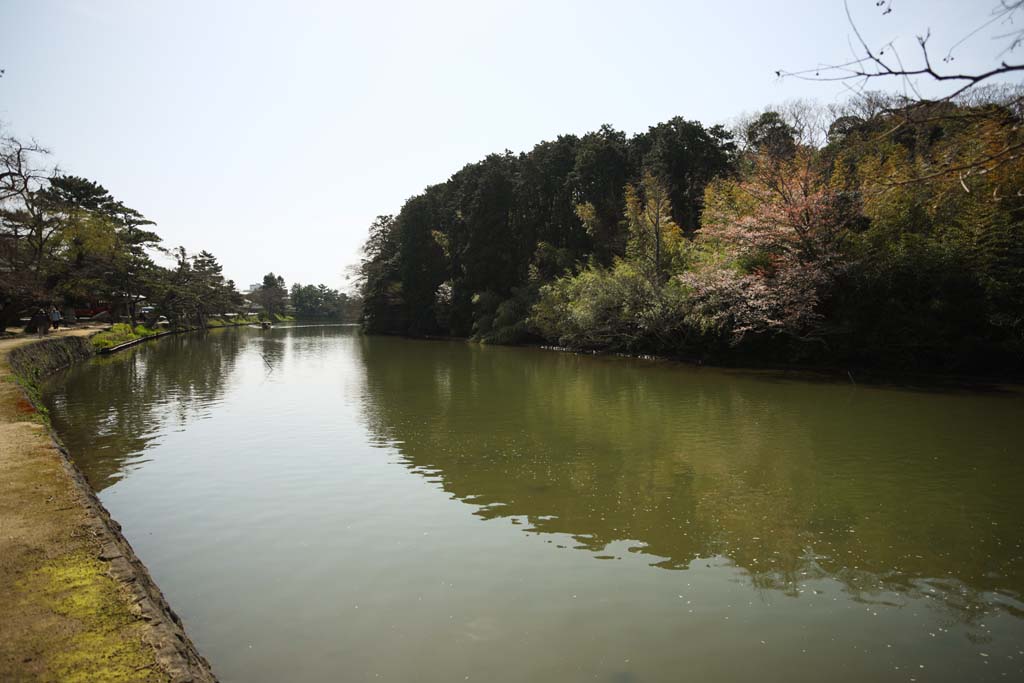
[43, 325, 1024, 682]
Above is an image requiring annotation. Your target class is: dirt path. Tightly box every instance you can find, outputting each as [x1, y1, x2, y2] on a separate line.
[0, 329, 215, 682]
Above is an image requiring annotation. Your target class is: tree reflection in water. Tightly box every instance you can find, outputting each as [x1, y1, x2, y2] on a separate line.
[45, 329, 246, 490]
[355, 335, 1024, 630]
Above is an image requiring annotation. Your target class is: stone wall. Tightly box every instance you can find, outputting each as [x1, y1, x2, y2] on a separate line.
[6, 334, 218, 682]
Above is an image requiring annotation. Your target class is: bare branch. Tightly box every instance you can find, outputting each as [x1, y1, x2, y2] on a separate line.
[778, 1, 1024, 103]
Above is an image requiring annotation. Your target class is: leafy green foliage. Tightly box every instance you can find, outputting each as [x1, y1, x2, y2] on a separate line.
[360, 96, 1024, 374]
[152, 248, 242, 328]
[357, 118, 734, 343]
[290, 283, 358, 321]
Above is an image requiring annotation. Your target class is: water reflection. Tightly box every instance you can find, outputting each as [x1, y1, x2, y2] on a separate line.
[355, 336, 1024, 627]
[46, 329, 246, 490]
[45, 325, 361, 492]
[42, 326, 1024, 682]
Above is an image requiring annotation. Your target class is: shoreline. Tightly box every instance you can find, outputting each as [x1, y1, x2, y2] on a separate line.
[95, 318, 272, 354]
[0, 329, 217, 682]
[373, 331, 1024, 393]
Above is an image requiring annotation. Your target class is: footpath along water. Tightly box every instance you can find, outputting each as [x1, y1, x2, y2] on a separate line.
[43, 324, 1024, 682]
[0, 330, 213, 682]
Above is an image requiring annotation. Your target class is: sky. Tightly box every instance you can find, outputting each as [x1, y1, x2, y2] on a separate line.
[0, 0, 1010, 290]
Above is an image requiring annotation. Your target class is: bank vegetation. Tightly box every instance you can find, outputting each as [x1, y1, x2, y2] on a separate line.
[357, 89, 1024, 375]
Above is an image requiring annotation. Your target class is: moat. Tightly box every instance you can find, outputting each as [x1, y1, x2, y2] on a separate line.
[43, 324, 1024, 682]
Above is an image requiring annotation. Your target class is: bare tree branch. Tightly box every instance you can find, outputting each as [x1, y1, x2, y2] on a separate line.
[777, 2, 1024, 186]
[778, 1, 1024, 103]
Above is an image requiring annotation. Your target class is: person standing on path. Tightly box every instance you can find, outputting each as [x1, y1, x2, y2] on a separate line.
[48, 305, 62, 330]
[33, 309, 48, 337]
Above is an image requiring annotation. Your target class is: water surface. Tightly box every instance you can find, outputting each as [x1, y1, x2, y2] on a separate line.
[44, 325, 1024, 682]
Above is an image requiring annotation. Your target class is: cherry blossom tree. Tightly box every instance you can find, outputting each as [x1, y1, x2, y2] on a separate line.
[682, 149, 856, 345]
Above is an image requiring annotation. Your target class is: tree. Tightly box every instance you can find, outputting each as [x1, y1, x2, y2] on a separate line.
[682, 146, 855, 347]
[570, 125, 631, 265]
[624, 172, 684, 285]
[150, 248, 241, 328]
[109, 202, 160, 324]
[358, 214, 405, 332]
[0, 135, 53, 331]
[290, 282, 350, 320]
[395, 193, 447, 334]
[631, 117, 737, 232]
[744, 112, 798, 160]
[34, 175, 159, 322]
[254, 272, 287, 319]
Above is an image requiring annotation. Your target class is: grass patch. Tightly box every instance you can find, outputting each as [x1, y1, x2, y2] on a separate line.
[7, 360, 51, 426]
[206, 315, 260, 327]
[92, 316, 260, 347]
[90, 324, 160, 351]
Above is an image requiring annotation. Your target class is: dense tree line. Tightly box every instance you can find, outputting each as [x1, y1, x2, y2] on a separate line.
[290, 281, 360, 321]
[359, 92, 1024, 374]
[248, 272, 359, 321]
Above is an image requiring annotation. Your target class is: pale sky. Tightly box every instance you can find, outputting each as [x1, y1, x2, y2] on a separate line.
[0, 0, 1008, 290]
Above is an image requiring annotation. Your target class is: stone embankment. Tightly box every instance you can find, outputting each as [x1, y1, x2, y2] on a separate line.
[0, 330, 216, 682]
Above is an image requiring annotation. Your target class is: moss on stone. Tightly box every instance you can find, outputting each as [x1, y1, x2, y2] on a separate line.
[18, 553, 161, 682]
[52, 630, 156, 683]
